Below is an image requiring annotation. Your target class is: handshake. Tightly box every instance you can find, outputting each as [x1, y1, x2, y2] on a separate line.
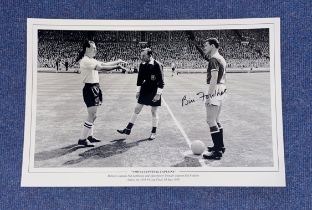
[116, 59, 130, 72]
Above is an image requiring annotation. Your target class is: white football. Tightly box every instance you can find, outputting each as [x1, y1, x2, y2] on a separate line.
[191, 140, 206, 155]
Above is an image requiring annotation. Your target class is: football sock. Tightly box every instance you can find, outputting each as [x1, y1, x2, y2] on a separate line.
[217, 123, 224, 148]
[80, 121, 92, 140]
[210, 126, 219, 148]
[151, 127, 157, 134]
[89, 123, 94, 137]
[126, 123, 134, 129]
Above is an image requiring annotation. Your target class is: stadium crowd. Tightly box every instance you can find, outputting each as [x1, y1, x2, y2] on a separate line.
[38, 30, 270, 70]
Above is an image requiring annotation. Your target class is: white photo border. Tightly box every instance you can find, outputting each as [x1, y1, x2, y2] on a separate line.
[22, 18, 285, 187]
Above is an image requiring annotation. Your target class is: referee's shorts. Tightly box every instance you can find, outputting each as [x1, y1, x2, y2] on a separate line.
[138, 85, 161, 107]
[83, 83, 103, 107]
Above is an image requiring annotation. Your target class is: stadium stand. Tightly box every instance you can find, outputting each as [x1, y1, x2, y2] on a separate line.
[37, 29, 270, 72]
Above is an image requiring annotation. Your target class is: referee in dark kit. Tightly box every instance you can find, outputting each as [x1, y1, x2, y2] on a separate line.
[118, 48, 165, 140]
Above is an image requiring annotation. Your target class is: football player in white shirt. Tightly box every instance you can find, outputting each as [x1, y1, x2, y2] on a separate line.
[76, 40, 128, 147]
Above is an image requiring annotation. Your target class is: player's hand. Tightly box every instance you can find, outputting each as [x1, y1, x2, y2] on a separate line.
[118, 65, 129, 72]
[152, 94, 161, 102]
[136, 92, 140, 99]
[185, 31, 195, 41]
[205, 98, 212, 106]
[189, 39, 197, 45]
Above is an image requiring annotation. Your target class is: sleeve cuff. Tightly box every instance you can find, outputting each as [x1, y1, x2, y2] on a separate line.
[136, 86, 141, 92]
[156, 88, 163, 95]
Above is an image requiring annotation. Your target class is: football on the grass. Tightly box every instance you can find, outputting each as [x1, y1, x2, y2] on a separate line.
[191, 140, 205, 155]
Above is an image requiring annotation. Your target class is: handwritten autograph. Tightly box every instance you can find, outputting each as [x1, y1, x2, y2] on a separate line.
[181, 90, 227, 107]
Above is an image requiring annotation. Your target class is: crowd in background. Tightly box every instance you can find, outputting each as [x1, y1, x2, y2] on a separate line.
[38, 29, 270, 70]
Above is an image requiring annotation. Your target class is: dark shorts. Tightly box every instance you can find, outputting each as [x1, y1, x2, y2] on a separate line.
[83, 83, 103, 107]
[172, 67, 175, 72]
[138, 85, 161, 106]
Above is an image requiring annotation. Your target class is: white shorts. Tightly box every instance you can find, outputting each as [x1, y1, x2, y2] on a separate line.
[205, 84, 227, 106]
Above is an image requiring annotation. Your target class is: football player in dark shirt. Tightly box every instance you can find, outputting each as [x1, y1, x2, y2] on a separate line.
[191, 37, 227, 160]
[117, 48, 164, 140]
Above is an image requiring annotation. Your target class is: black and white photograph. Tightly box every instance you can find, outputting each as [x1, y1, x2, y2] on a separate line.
[22, 18, 285, 186]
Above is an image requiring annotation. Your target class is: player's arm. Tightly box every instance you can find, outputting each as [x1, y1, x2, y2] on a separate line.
[81, 58, 127, 72]
[207, 59, 219, 97]
[100, 59, 128, 66]
[185, 31, 209, 61]
[208, 71, 218, 95]
[194, 43, 209, 61]
[95, 63, 127, 72]
[95, 58, 129, 72]
[136, 64, 144, 98]
[157, 63, 164, 93]
[152, 63, 164, 102]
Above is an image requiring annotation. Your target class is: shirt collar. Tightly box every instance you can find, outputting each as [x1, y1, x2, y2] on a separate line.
[148, 57, 155, 65]
[142, 57, 155, 65]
